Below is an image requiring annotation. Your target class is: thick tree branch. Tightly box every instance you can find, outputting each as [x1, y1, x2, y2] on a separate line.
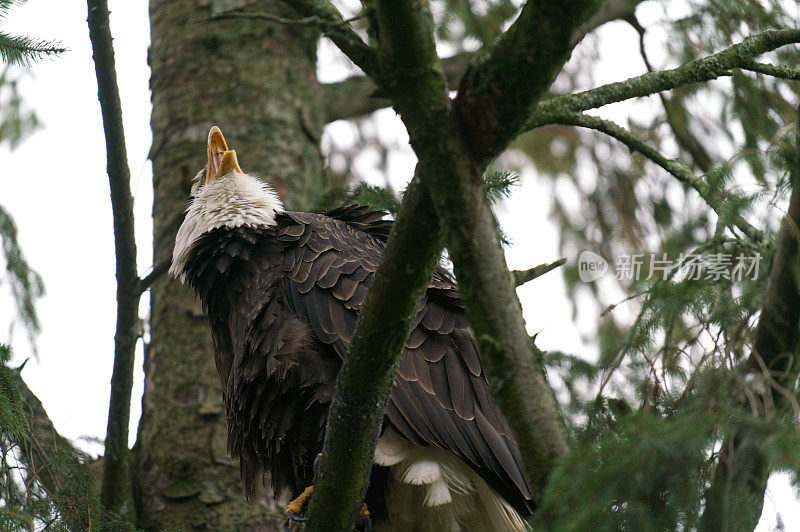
[304, 0, 608, 526]
[308, 174, 443, 531]
[321, 53, 472, 123]
[455, 0, 603, 162]
[555, 112, 764, 242]
[302, 0, 461, 528]
[321, 0, 643, 124]
[87, 0, 139, 518]
[527, 29, 800, 130]
[701, 110, 800, 530]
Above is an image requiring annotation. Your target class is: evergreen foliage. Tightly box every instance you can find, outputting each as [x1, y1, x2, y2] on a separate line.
[0, 66, 37, 148]
[0, 205, 43, 340]
[0, 344, 25, 439]
[0, 0, 64, 66]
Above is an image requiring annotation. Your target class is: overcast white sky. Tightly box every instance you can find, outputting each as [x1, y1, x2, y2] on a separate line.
[1, 0, 797, 529]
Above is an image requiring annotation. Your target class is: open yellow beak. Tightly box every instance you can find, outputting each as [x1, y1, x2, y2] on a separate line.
[206, 126, 244, 185]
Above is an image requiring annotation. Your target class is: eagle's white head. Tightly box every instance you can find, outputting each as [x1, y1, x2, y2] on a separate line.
[170, 126, 284, 282]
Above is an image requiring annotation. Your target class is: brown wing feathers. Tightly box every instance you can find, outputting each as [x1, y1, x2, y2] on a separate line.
[275, 209, 534, 516]
[184, 207, 533, 514]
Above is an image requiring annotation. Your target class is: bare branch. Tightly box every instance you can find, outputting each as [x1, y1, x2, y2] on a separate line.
[321, 53, 471, 123]
[555, 112, 764, 242]
[285, 0, 380, 81]
[740, 59, 800, 81]
[513, 258, 567, 287]
[87, 0, 140, 517]
[527, 29, 800, 130]
[138, 259, 171, 295]
[628, 15, 712, 172]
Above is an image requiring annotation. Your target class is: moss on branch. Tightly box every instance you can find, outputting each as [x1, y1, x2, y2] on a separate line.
[455, 0, 603, 162]
[308, 175, 443, 531]
[527, 29, 800, 129]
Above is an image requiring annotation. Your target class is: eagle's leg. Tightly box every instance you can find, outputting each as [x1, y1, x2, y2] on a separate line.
[282, 454, 373, 532]
[284, 486, 313, 531]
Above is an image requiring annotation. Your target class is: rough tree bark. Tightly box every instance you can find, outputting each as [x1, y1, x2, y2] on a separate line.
[138, 1, 327, 529]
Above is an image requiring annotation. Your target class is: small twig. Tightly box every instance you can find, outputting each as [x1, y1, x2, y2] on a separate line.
[555, 112, 764, 243]
[740, 60, 800, 81]
[513, 258, 566, 287]
[138, 259, 172, 295]
[193, 9, 369, 27]
[628, 15, 713, 172]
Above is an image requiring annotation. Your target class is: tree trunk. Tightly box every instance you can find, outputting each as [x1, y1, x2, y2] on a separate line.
[138, 1, 325, 529]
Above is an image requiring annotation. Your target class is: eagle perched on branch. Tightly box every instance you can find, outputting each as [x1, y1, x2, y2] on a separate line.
[170, 127, 533, 531]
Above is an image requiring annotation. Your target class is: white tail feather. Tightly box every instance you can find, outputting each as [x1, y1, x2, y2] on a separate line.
[403, 460, 442, 485]
[374, 429, 527, 532]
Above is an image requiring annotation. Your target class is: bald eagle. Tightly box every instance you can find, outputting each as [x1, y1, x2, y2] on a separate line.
[170, 127, 533, 531]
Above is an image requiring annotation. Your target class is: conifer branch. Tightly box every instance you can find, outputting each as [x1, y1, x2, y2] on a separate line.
[87, 0, 139, 519]
[702, 106, 800, 530]
[0, 32, 64, 66]
[0, 0, 65, 65]
[0, 205, 44, 339]
[526, 29, 800, 130]
[11, 367, 92, 506]
[555, 112, 764, 243]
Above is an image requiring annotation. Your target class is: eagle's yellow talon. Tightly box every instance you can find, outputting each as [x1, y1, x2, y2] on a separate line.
[358, 503, 373, 531]
[285, 485, 314, 516]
